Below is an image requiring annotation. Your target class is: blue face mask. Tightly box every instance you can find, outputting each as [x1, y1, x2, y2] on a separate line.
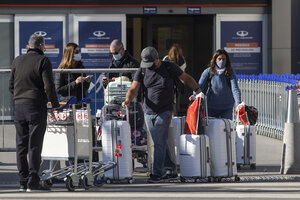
[113, 53, 123, 61]
[216, 60, 226, 69]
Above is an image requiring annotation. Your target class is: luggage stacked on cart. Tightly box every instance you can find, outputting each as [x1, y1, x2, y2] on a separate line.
[105, 79, 132, 105]
[102, 78, 148, 171]
[235, 103, 258, 169]
[101, 115, 133, 183]
[179, 93, 211, 182]
[98, 102, 133, 183]
[129, 102, 148, 169]
[100, 78, 143, 183]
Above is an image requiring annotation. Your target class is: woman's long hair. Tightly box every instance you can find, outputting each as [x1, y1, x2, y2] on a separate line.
[58, 43, 78, 69]
[209, 49, 232, 76]
[168, 43, 184, 65]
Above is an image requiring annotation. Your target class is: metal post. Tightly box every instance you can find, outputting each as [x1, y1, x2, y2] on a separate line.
[281, 88, 300, 174]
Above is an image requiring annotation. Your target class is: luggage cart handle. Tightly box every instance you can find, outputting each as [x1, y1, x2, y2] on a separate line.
[56, 97, 91, 111]
[77, 97, 91, 104]
[57, 96, 78, 111]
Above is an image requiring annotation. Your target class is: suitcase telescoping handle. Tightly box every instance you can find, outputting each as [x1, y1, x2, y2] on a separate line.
[196, 92, 208, 135]
[125, 105, 130, 123]
[203, 93, 208, 126]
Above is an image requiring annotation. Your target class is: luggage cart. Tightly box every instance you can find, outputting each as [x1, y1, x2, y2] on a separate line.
[103, 79, 151, 173]
[40, 97, 116, 191]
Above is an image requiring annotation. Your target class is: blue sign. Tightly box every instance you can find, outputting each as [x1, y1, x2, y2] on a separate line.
[187, 7, 201, 14]
[78, 21, 122, 113]
[221, 21, 262, 74]
[143, 7, 157, 14]
[19, 21, 63, 69]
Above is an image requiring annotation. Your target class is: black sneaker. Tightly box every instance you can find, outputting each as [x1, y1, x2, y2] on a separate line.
[162, 170, 178, 180]
[26, 185, 50, 193]
[19, 185, 27, 192]
[147, 175, 162, 183]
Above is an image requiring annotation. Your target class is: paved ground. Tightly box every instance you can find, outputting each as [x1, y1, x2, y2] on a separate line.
[1, 130, 300, 199]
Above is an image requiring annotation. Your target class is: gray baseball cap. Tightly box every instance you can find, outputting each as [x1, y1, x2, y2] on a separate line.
[140, 46, 158, 68]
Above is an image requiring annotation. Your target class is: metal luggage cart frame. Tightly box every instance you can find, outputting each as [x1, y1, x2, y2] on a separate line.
[104, 79, 151, 174]
[40, 97, 116, 191]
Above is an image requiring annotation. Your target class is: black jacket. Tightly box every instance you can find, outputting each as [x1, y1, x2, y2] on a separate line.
[9, 49, 59, 108]
[55, 61, 90, 102]
[108, 50, 140, 80]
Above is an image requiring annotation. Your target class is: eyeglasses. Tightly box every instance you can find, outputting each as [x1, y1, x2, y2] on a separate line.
[109, 47, 123, 55]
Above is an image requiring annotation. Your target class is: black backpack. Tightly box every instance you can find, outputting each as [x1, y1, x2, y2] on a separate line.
[245, 105, 258, 125]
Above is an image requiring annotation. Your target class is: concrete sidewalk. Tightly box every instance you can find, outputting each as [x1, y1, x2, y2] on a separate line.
[0, 135, 300, 199]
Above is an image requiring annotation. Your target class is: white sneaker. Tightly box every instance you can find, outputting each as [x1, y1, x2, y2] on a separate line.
[26, 187, 49, 193]
[19, 186, 27, 192]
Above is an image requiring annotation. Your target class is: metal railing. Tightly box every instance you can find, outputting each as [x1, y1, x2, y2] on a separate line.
[0, 68, 138, 152]
[236, 74, 300, 140]
[1, 69, 300, 152]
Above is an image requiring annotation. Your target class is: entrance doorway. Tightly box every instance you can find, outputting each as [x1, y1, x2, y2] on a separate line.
[127, 15, 214, 115]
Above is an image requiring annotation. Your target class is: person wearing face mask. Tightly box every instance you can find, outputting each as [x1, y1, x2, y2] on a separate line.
[122, 46, 201, 183]
[55, 42, 92, 103]
[55, 43, 99, 163]
[197, 49, 241, 119]
[102, 39, 140, 88]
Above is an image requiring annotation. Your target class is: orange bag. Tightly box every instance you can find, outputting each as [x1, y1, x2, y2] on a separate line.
[184, 97, 200, 134]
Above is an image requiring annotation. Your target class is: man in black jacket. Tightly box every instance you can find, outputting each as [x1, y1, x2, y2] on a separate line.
[9, 34, 60, 192]
[102, 39, 140, 88]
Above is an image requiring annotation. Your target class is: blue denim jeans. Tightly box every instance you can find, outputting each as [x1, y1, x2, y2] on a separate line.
[208, 108, 233, 120]
[144, 110, 176, 177]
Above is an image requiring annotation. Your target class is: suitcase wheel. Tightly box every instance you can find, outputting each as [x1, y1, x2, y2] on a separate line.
[180, 176, 185, 183]
[234, 176, 240, 182]
[194, 178, 200, 183]
[214, 177, 221, 182]
[127, 178, 134, 184]
[106, 178, 112, 184]
[250, 164, 256, 170]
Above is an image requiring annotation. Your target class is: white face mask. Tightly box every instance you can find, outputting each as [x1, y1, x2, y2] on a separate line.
[113, 53, 123, 61]
[73, 53, 81, 61]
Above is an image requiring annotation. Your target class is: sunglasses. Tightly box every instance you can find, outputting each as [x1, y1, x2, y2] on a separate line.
[109, 47, 123, 55]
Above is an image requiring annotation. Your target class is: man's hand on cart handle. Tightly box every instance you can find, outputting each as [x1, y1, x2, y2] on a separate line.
[47, 102, 63, 111]
[189, 92, 205, 101]
[122, 99, 130, 108]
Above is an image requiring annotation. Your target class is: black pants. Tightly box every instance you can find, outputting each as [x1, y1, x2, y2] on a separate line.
[14, 104, 47, 188]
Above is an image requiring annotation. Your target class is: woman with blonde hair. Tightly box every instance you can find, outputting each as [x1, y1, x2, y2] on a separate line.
[163, 43, 186, 71]
[55, 43, 92, 102]
[55, 43, 98, 162]
[163, 43, 186, 115]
